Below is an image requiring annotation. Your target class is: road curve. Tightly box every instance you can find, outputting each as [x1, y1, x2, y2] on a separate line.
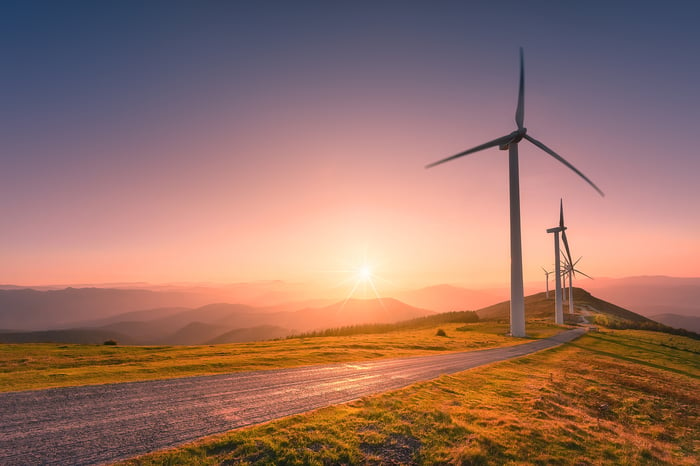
[0, 328, 584, 465]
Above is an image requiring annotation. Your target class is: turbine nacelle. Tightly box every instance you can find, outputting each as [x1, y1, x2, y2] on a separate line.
[546, 226, 566, 234]
[499, 128, 527, 150]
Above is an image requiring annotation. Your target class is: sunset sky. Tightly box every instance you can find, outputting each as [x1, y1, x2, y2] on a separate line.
[2, 1, 699, 293]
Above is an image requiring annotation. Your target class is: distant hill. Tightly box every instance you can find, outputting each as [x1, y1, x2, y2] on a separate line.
[0, 297, 433, 345]
[163, 322, 225, 346]
[206, 325, 291, 344]
[86, 307, 191, 327]
[0, 328, 134, 345]
[286, 298, 434, 330]
[476, 288, 652, 324]
[394, 284, 503, 313]
[651, 313, 700, 333]
[0, 288, 212, 330]
[584, 276, 700, 318]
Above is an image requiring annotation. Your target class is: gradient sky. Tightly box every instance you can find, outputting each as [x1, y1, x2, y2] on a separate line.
[1, 1, 699, 292]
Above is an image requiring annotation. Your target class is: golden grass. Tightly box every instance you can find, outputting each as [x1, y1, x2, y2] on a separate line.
[120, 329, 699, 465]
[0, 321, 561, 392]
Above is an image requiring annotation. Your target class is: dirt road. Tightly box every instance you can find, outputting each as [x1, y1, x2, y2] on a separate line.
[0, 327, 584, 465]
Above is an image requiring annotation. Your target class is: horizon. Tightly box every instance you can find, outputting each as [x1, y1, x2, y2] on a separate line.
[2, 2, 699, 289]
[3, 272, 699, 290]
[2, 274, 698, 311]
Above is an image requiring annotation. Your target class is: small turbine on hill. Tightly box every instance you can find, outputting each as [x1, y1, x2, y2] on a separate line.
[562, 255, 593, 314]
[427, 48, 603, 337]
[547, 200, 574, 325]
[542, 267, 553, 299]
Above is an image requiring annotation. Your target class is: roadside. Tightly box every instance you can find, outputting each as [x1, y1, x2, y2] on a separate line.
[0, 321, 562, 393]
[120, 329, 699, 466]
[0, 329, 584, 465]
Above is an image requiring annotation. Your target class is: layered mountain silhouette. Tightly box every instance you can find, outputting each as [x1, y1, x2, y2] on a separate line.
[650, 313, 700, 333]
[1, 279, 696, 345]
[0, 296, 434, 345]
[583, 276, 700, 318]
[0, 288, 212, 330]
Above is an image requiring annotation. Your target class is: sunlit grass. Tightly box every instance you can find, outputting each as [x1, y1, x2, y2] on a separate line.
[0, 321, 562, 392]
[120, 329, 699, 465]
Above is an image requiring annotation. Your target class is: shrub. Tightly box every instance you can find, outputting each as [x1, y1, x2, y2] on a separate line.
[103, 339, 118, 346]
[436, 329, 447, 337]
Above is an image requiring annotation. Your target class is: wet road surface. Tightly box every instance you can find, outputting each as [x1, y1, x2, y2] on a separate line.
[0, 328, 584, 465]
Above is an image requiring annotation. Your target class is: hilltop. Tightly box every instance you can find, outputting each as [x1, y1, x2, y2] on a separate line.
[477, 287, 652, 323]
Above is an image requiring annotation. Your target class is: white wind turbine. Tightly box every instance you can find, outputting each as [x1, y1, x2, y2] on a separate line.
[426, 48, 603, 337]
[542, 267, 554, 299]
[547, 200, 574, 325]
[562, 255, 593, 314]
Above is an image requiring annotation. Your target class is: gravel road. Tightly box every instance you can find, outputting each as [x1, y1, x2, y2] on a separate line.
[0, 327, 584, 465]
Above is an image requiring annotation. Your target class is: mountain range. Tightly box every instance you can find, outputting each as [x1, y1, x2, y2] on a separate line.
[0, 296, 434, 345]
[0, 276, 697, 344]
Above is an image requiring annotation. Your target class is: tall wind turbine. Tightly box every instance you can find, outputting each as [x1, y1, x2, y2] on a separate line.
[542, 267, 553, 299]
[426, 48, 604, 337]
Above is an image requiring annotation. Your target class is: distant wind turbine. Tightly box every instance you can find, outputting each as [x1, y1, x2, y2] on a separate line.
[547, 200, 574, 325]
[426, 48, 603, 337]
[542, 267, 553, 299]
[562, 255, 593, 314]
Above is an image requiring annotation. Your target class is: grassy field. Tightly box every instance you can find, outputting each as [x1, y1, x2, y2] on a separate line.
[120, 329, 699, 465]
[0, 321, 561, 392]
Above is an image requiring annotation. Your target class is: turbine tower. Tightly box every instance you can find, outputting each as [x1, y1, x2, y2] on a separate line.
[426, 48, 603, 337]
[542, 267, 553, 299]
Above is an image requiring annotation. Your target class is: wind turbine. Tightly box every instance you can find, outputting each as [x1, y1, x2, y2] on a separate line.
[426, 48, 604, 337]
[541, 267, 553, 299]
[547, 200, 574, 325]
[562, 255, 593, 314]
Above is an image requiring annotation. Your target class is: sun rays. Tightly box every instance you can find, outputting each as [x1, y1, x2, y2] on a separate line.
[319, 252, 393, 312]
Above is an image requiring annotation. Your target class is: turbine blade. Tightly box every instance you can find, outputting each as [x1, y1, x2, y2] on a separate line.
[515, 47, 525, 129]
[574, 269, 594, 280]
[425, 134, 513, 169]
[561, 229, 573, 269]
[524, 134, 605, 196]
[570, 257, 582, 279]
[559, 198, 564, 228]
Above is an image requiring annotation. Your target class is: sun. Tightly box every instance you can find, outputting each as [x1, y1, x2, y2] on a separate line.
[321, 252, 392, 309]
[357, 265, 373, 282]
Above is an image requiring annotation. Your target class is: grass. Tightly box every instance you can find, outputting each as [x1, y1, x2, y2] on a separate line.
[119, 329, 699, 465]
[0, 321, 562, 392]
